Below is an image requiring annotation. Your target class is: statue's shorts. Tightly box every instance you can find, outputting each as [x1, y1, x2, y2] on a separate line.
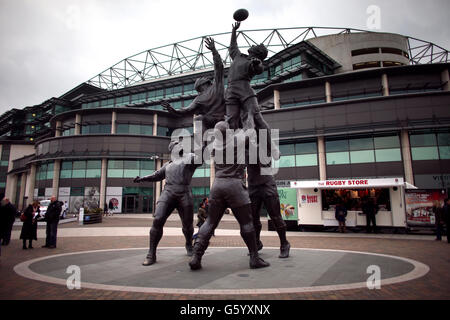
[209, 178, 251, 209]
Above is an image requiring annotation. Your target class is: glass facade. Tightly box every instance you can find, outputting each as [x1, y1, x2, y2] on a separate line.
[410, 132, 450, 160]
[274, 141, 318, 168]
[116, 123, 153, 135]
[326, 135, 402, 165]
[60, 160, 102, 179]
[107, 159, 155, 178]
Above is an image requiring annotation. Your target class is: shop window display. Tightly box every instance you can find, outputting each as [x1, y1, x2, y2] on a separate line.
[322, 188, 391, 211]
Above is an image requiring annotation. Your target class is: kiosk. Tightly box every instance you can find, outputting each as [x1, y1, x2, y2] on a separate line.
[290, 178, 417, 230]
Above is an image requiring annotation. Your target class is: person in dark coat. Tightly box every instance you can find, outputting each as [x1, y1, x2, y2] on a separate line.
[362, 198, 379, 233]
[20, 201, 40, 249]
[335, 201, 348, 233]
[42, 196, 62, 249]
[432, 200, 444, 241]
[0, 198, 18, 246]
[443, 198, 450, 244]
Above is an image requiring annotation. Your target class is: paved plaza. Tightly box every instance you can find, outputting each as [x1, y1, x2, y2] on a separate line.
[1, 214, 449, 300]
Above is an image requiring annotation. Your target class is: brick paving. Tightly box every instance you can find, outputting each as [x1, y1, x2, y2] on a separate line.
[1, 216, 450, 300]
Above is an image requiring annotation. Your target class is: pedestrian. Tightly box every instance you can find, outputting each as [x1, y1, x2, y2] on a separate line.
[443, 198, 450, 244]
[103, 202, 108, 217]
[108, 199, 114, 216]
[362, 198, 379, 233]
[432, 200, 444, 241]
[335, 200, 347, 233]
[42, 196, 62, 249]
[0, 198, 18, 246]
[193, 198, 208, 240]
[20, 201, 40, 249]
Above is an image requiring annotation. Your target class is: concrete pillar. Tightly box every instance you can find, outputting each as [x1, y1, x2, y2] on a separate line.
[325, 81, 332, 103]
[55, 120, 62, 137]
[209, 158, 215, 189]
[18, 173, 27, 210]
[401, 130, 414, 185]
[52, 160, 61, 198]
[153, 114, 158, 136]
[154, 159, 162, 203]
[74, 114, 82, 135]
[441, 69, 450, 91]
[318, 136, 327, 181]
[382, 73, 390, 96]
[274, 89, 281, 109]
[99, 158, 107, 210]
[25, 163, 36, 205]
[5, 174, 18, 203]
[111, 111, 117, 134]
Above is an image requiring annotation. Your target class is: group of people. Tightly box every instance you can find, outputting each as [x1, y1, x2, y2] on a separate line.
[134, 22, 289, 270]
[0, 195, 63, 256]
[335, 197, 380, 233]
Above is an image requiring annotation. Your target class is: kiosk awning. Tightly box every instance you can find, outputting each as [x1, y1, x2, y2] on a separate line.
[290, 177, 417, 189]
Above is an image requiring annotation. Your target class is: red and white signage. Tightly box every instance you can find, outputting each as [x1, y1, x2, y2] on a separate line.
[291, 178, 405, 189]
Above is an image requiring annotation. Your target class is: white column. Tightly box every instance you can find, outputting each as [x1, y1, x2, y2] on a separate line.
[111, 111, 117, 134]
[401, 130, 414, 185]
[99, 158, 107, 210]
[55, 120, 62, 137]
[154, 159, 162, 203]
[74, 114, 82, 135]
[52, 160, 61, 198]
[325, 81, 332, 103]
[25, 163, 36, 205]
[441, 69, 450, 91]
[209, 158, 215, 189]
[274, 89, 281, 110]
[153, 114, 158, 136]
[318, 136, 327, 181]
[382, 73, 390, 96]
[18, 173, 27, 210]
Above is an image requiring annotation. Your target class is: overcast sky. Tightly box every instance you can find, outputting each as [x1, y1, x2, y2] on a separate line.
[0, 0, 449, 115]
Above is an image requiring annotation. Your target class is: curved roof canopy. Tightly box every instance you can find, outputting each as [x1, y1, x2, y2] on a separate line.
[86, 27, 449, 91]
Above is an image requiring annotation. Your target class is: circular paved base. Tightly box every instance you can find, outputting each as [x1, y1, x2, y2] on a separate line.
[14, 247, 429, 295]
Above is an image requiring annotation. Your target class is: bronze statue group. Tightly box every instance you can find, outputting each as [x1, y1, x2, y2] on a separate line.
[134, 22, 290, 271]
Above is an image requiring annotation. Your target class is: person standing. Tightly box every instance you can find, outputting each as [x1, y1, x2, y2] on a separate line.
[0, 198, 18, 246]
[432, 200, 444, 241]
[42, 196, 62, 249]
[193, 198, 208, 240]
[362, 198, 378, 233]
[20, 201, 39, 249]
[443, 198, 450, 243]
[335, 201, 348, 233]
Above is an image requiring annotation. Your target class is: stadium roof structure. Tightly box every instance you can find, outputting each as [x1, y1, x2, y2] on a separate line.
[86, 26, 450, 91]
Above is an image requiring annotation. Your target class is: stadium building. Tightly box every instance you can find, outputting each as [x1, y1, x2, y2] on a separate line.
[1, 27, 449, 230]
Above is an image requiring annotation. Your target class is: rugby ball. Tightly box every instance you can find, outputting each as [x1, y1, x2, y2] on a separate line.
[233, 8, 249, 22]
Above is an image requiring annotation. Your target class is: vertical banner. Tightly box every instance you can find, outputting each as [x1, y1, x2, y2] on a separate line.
[277, 188, 298, 221]
[106, 187, 122, 214]
[405, 190, 447, 226]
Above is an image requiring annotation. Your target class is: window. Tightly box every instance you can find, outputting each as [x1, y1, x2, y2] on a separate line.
[410, 132, 441, 161]
[107, 159, 154, 178]
[326, 135, 401, 165]
[352, 61, 381, 71]
[351, 48, 379, 56]
[82, 123, 111, 135]
[276, 141, 318, 167]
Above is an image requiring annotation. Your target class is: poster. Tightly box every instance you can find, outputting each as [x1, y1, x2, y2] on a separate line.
[277, 188, 298, 221]
[405, 190, 447, 226]
[84, 186, 100, 210]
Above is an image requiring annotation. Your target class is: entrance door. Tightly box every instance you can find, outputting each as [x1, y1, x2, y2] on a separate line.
[123, 195, 138, 213]
[142, 196, 152, 213]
